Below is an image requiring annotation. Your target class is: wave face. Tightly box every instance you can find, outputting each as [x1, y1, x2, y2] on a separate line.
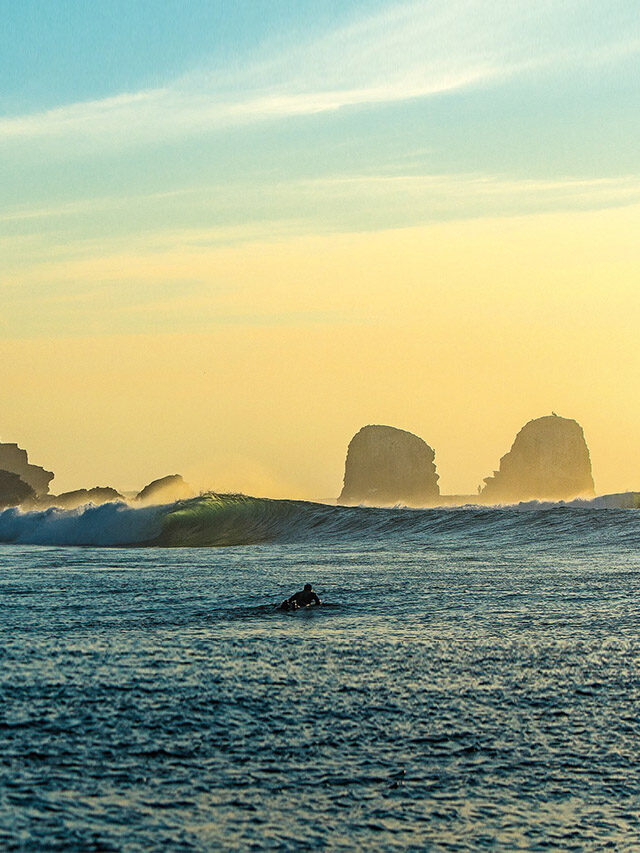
[1, 492, 639, 547]
[157, 493, 640, 547]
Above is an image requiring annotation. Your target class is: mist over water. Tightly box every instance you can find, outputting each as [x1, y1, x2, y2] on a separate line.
[2, 502, 640, 848]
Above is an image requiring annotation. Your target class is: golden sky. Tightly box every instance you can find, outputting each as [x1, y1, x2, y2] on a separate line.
[3, 203, 639, 498]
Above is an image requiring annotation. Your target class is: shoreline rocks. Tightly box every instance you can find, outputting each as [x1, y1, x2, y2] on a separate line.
[0, 441, 53, 496]
[40, 487, 124, 509]
[0, 470, 36, 509]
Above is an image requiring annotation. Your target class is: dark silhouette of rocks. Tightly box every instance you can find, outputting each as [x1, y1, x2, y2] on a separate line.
[135, 474, 194, 504]
[338, 425, 440, 506]
[481, 414, 595, 503]
[43, 487, 124, 509]
[0, 441, 53, 496]
[0, 470, 36, 508]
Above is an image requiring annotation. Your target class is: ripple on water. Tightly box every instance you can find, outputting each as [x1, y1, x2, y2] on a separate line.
[1, 540, 640, 848]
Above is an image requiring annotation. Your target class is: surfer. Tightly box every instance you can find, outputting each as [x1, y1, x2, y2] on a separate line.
[279, 583, 321, 611]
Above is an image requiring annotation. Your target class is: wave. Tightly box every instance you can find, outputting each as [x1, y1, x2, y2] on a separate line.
[0, 492, 638, 548]
[0, 501, 164, 546]
[156, 493, 640, 547]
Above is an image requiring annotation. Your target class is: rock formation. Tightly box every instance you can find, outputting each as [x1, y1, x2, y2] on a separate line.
[0, 470, 36, 508]
[0, 441, 54, 496]
[592, 492, 640, 509]
[481, 414, 595, 503]
[44, 487, 124, 509]
[338, 425, 440, 506]
[135, 474, 194, 504]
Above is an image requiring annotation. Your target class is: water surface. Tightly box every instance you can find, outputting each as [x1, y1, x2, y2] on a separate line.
[1, 506, 640, 848]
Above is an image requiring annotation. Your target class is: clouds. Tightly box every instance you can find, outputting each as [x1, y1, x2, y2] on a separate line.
[2, 0, 639, 296]
[1, 0, 637, 149]
[5, 172, 640, 255]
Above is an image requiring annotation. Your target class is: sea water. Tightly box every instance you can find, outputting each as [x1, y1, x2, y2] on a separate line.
[1, 500, 640, 849]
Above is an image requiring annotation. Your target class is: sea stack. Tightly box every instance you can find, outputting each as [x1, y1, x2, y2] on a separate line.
[338, 424, 440, 506]
[481, 414, 595, 503]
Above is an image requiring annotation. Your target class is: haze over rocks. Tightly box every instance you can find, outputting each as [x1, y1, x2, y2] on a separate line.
[0, 437, 197, 510]
[0, 414, 606, 511]
[337, 415, 597, 506]
[338, 425, 440, 506]
[135, 475, 195, 505]
[42, 487, 125, 510]
[481, 414, 595, 503]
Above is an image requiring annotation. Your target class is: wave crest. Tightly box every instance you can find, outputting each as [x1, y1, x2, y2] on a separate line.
[157, 492, 640, 547]
[0, 492, 638, 548]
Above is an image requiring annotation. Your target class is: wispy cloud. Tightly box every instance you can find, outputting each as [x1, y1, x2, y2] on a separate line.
[308, 172, 640, 204]
[3, 173, 639, 245]
[1, 0, 636, 148]
[0, 70, 489, 144]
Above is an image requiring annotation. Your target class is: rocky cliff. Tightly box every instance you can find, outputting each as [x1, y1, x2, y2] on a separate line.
[481, 414, 595, 503]
[338, 425, 440, 506]
[0, 442, 54, 496]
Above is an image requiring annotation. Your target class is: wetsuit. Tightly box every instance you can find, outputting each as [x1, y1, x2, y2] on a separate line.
[279, 588, 321, 610]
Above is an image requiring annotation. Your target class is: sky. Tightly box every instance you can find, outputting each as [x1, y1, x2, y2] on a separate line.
[1, 0, 640, 497]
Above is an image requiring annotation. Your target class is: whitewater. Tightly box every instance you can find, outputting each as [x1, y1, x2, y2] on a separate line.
[2, 496, 640, 848]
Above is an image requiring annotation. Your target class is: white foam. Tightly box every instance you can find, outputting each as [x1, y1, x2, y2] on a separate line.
[0, 501, 165, 546]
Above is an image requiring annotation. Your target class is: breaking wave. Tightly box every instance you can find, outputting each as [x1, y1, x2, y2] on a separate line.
[0, 501, 164, 546]
[0, 491, 639, 548]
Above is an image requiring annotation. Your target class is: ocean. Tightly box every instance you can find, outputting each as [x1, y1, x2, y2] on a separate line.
[1, 496, 640, 849]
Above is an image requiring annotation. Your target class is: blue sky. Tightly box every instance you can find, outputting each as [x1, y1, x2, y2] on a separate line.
[1, 1, 382, 111]
[2, 0, 640, 337]
[3, 1, 639, 178]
